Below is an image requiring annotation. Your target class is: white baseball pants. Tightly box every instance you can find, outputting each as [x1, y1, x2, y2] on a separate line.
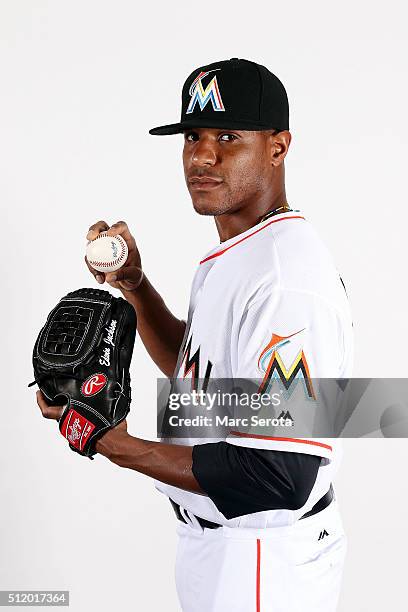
[174, 501, 347, 612]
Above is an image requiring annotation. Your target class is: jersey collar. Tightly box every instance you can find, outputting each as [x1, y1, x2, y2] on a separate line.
[199, 210, 305, 265]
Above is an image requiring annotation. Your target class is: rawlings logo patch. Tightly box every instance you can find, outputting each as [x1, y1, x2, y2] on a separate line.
[61, 408, 96, 451]
[81, 373, 107, 396]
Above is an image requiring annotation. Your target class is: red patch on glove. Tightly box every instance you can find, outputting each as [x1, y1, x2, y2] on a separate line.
[61, 408, 96, 451]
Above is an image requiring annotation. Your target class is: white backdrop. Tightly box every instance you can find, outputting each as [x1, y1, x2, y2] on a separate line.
[1, 1, 407, 610]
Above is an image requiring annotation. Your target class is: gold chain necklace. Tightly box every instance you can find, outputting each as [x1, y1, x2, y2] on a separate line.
[260, 202, 292, 223]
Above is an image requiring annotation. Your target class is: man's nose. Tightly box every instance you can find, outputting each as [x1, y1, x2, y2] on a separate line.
[191, 139, 218, 166]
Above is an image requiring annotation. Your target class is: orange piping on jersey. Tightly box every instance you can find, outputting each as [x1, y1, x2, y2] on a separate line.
[229, 431, 333, 451]
[199, 215, 305, 264]
[256, 539, 261, 612]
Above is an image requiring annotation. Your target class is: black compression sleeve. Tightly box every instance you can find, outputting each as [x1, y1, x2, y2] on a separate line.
[192, 442, 321, 519]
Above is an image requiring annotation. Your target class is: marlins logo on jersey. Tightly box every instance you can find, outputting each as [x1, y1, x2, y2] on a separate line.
[186, 69, 225, 114]
[258, 331, 316, 399]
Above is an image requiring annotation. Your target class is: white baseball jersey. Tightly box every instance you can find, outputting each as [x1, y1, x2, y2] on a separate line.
[155, 209, 353, 528]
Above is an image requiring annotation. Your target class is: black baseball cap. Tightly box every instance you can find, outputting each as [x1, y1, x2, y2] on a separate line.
[149, 58, 289, 136]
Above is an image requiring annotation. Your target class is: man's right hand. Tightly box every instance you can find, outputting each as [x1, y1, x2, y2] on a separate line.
[85, 220, 144, 293]
[85, 219, 185, 377]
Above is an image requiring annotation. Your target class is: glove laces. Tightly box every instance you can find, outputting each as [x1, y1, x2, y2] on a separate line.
[27, 371, 83, 388]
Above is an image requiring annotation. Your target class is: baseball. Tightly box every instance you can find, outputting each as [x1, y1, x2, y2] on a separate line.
[86, 232, 129, 273]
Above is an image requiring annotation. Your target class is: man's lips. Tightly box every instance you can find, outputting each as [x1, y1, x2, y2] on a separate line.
[188, 176, 223, 190]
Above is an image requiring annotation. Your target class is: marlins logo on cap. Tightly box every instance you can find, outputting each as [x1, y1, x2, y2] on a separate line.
[149, 58, 289, 135]
[186, 69, 225, 114]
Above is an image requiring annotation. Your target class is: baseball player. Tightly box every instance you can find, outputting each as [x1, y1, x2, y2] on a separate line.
[37, 58, 353, 611]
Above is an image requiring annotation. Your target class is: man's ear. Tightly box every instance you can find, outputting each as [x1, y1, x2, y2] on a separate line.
[268, 130, 292, 167]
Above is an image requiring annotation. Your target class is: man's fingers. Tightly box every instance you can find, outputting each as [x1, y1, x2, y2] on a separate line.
[36, 390, 64, 421]
[105, 266, 143, 287]
[86, 220, 110, 241]
[84, 255, 105, 284]
[106, 221, 134, 244]
[85, 220, 139, 287]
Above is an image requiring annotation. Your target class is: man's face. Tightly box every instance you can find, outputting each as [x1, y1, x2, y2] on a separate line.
[183, 128, 279, 216]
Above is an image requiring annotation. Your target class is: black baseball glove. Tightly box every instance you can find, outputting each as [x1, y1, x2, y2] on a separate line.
[29, 288, 137, 458]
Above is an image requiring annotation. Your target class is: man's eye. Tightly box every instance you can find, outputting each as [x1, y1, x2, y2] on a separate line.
[185, 132, 198, 142]
[219, 133, 237, 142]
[184, 132, 237, 142]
